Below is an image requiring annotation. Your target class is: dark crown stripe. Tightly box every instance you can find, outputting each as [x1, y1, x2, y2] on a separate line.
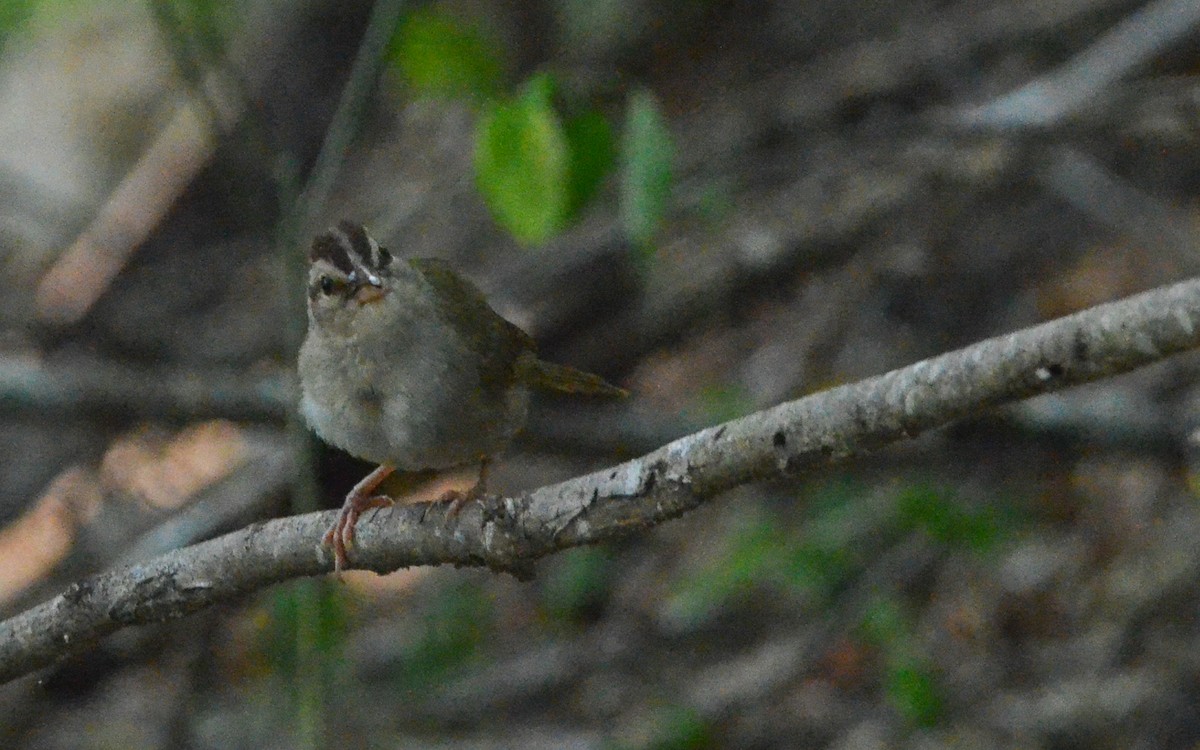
[309, 232, 355, 273]
[336, 220, 384, 270]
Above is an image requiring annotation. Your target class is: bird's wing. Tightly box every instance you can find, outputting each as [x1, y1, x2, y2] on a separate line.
[408, 258, 535, 396]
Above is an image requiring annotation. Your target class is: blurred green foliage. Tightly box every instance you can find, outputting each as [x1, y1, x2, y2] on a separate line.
[5, 0, 247, 51]
[389, 7, 503, 100]
[165, 0, 243, 44]
[564, 108, 617, 219]
[539, 546, 615, 625]
[858, 595, 907, 646]
[261, 580, 349, 690]
[885, 659, 942, 727]
[860, 598, 943, 726]
[663, 479, 1019, 726]
[665, 481, 873, 625]
[260, 579, 494, 719]
[474, 73, 571, 244]
[692, 181, 735, 225]
[14, 2, 674, 248]
[609, 705, 713, 750]
[694, 383, 756, 425]
[0, 0, 36, 43]
[388, 4, 670, 249]
[896, 484, 1003, 554]
[619, 89, 674, 252]
[150, 0, 244, 97]
[395, 579, 494, 690]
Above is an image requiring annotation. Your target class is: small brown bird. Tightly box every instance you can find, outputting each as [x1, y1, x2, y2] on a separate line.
[299, 221, 626, 570]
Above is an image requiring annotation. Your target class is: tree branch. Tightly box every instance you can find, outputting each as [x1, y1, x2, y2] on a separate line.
[3, 276, 1200, 684]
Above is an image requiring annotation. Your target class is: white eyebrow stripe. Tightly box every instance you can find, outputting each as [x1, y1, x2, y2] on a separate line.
[367, 233, 383, 268]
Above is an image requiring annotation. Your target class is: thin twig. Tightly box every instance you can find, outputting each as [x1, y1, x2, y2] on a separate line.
[2, 274, 1200, 684]
[1037, 146, 1200, 268]
[952, 0, 1200, 129]
[291, 0, 409, 232]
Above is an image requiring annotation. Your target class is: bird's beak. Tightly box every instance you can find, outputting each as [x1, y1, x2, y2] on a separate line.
[353, 281, 387, 305]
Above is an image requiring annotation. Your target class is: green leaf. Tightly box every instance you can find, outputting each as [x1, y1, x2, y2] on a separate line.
[564, 108, 615, 218]
[695, 383, 754, 424]
[897, 484, 1002, 554]
[886, 658, 943, 727]
[540, 546, 614, 624]
[859, 597, 908, 647]
[779, 542, 853, 596]
[619, 89, 673, 249]
[859, 598, 944, 726]
[0, 0, 34, 41]
[390, 8, 503, 100]
[400, 581, 493, 689]
[646, 706, 713, 750]
[260, 580, 349, 686]
[474, 74, 570, 244]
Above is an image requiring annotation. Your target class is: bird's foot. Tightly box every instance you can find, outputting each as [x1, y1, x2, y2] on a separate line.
[421, 458, 492, 522]
[323, 493, 393, 572]
[322, 464, 395, 573]
[436, 480, 487, 518]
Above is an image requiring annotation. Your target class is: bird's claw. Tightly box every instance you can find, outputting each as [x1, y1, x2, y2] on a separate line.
[323, 493, 393, 572]
[436, 482, 487, 519]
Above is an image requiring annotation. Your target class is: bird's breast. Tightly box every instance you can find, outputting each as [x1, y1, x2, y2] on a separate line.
[299, 322, 528, 470]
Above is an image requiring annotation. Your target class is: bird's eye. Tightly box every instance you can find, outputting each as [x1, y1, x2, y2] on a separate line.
[319, 276, 335, 295]
[378, 247, 392, 267]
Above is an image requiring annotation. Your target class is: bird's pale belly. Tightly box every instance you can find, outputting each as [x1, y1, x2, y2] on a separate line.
[301, 372, 527, 470]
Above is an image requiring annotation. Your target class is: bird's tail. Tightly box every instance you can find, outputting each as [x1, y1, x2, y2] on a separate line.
[521, 359, 628, 397]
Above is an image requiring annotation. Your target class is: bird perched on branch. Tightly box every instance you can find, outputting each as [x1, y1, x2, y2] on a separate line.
[299, 221, 627, 571]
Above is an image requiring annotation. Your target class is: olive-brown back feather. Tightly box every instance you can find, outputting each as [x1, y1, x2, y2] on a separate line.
[408, 257, 535, 397]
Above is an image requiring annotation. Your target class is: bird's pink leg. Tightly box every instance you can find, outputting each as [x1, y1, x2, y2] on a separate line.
[322, 464, 395, 572]
[437, 457, 491, 517]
